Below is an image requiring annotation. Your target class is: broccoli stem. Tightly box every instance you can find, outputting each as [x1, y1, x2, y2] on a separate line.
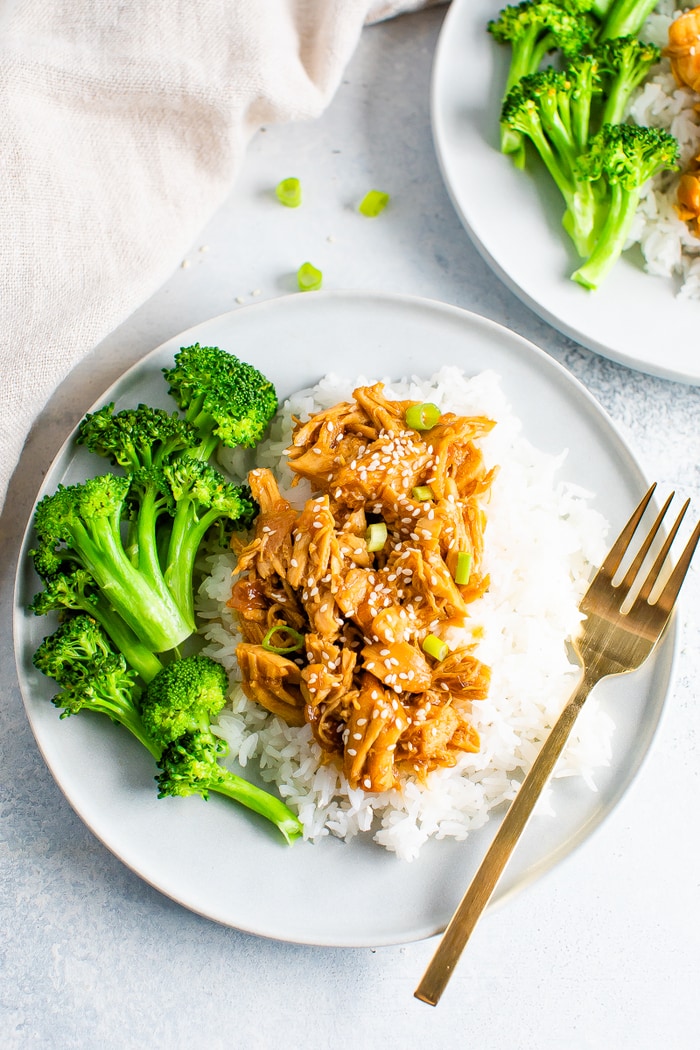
[69, 692, 162, 761]
[67, 512, 191, 653]
[163, 507, 221, 629]
[571, 181, 640, 289]
[131, 484, 185, 619]
[600, 0, 658, 40]
[180, 398, 220, 462]
[208, 774, 303, 846]
[93, 605, 164, 683]
[499, 26, 557, 159]
[517, 118, 598, 257]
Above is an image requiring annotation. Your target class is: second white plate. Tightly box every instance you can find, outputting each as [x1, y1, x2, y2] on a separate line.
[431, 0, 700, 385]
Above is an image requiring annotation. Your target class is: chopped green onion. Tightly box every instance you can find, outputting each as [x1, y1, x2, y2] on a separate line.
[358, 189, 390, 217]
[412, 485, 434, 502]
[405, 402, 441, 431]
[275, 177, 302, 208]
[365, 521, 388, 552]
[422, 633, 448, 662]
[262, 625, 304, 654]
[297, 261, 322, 292]
[454, 550, 472, 586]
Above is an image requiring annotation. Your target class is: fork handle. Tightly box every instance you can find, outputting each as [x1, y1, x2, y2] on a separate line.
[415, 673, 591, 1006]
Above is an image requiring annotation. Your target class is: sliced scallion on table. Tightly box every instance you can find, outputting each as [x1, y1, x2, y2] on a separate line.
[297, 261, 322, 292]
[358, 189, 390, 217]
[275, 177, 302, 208]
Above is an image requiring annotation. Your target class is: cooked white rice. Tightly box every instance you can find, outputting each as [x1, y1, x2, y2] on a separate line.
[196, 368, 613, 861]
[628, 4, 700, 295]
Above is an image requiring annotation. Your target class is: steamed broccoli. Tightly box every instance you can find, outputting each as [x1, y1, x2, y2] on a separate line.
[74, 399, 256, 638]
[501, 67, 602, 256]
[597, 36, 661, 127]
[28, 345, 298, 845]
[161, 457, 255, 626]
[500, 33, 675, 283]
[33, 615, 160, 759]
[30, 568, 164, 683]
[162, 343, 278, 459]
[141, 656, 303, 845]
[597, 0, 659, 41]
[76, 403, 197, 472]
[488, 0, 597, 159]
[31, 473, 192, 655]
[32, 622, 301, 843]
[572, 123, 679, 289]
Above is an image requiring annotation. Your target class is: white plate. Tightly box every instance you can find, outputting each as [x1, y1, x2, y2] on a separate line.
[431, 0, 700, 385]
[13, 291, 676, 947]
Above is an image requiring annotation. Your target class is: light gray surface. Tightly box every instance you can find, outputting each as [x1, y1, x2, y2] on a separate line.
[1, 8, 699, 1048]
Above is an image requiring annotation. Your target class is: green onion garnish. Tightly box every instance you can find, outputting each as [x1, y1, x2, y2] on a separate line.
[422, 633, 448, 662]
[275, 177, 302, 208]
[365, 521, 388, 552]
[405, 402, 440, 431]
[412, 485, 434, 502]
[454, 550, 472, 586]
[297, 261, 322, 292]
[262, 625, 304, 654]
[358, 189, 390, 217]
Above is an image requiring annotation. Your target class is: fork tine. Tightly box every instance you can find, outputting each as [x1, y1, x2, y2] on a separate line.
[636, 498, 689, 603]
[620, 491, 675, 592]
[598, 484, 656, 579]
[649, 516, 700, 615]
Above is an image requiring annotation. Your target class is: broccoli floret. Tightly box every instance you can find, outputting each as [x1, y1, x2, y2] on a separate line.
[30, 569, 164, 683]
[31, 474, 192, 655]
[571, 123, 679, 289]
[501, 69, 602, 256]
[33, 615, 160, 759]
[598, 0, 659, 41]
[163, 343, 278, 459]
[78, 405, 192, 585]
[596, 36, 661, 126]
[32, 349, 272, 669]
[161, 457, 255, 627]
[77, 403, 197, 471]
[488, 1, 597, 159]
[141, 656, 303, 844]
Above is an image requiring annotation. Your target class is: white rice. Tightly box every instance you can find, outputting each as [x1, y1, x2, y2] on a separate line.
[196, 368, 613, 861]
[627, 4, 700, 295]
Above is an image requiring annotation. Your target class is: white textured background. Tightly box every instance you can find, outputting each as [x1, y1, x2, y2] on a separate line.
[1, 8, 699, 1048]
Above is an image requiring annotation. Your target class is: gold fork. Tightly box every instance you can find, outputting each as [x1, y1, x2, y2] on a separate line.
[415, 484, 700, 1007]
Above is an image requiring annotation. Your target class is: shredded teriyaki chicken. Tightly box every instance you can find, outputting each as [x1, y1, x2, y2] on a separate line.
[228, 382, 496, 793]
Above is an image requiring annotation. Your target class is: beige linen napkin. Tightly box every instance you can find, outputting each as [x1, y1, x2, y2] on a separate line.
[0, 0, 440, 513]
